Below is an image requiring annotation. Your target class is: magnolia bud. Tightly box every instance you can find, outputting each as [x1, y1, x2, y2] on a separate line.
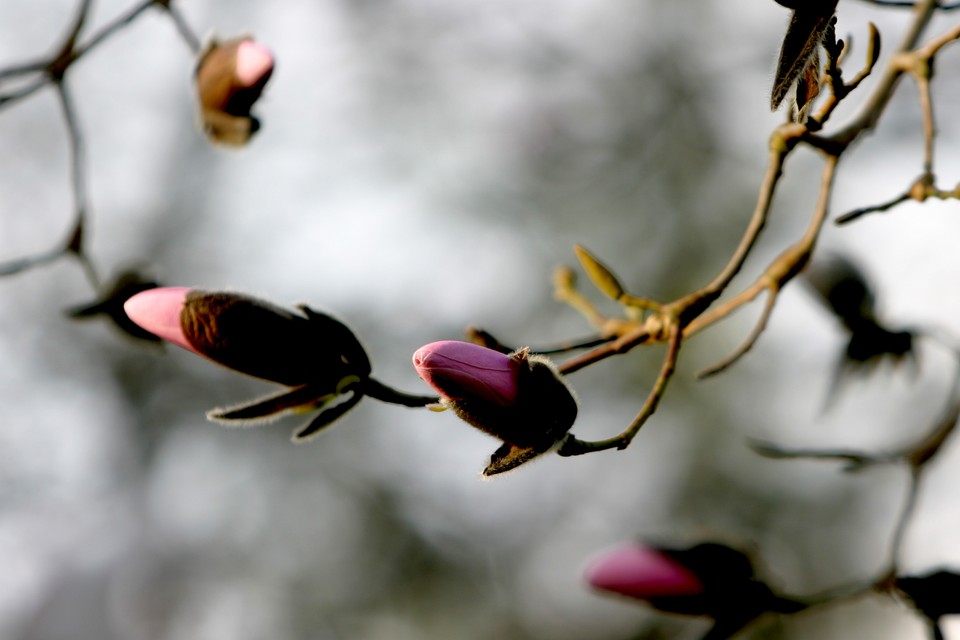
[586, 542, 803, 630]
[770, 0, 837, 120]
[412, 340, 578, 475]
[195, 37, 274, 145]
[124, 288, 373, 439]
[585, 543, 704, 600]
[125, 288, 369, 387]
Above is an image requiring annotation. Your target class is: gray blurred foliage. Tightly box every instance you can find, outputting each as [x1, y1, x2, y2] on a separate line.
[1, 0, 959, 639]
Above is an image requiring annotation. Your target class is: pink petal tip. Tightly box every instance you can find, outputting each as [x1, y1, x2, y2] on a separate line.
[124, 287, 195, 352]
[412, 340, 522, 406]
[585, 543, 703, 600]
[234, 41, 274, 88]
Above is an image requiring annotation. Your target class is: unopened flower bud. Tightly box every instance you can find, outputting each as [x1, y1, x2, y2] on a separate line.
[124, 287, 438, 442]
[585, 543, 704, 600]
[412, 340, 578, 475]
[125, 288, 369, 387]
[195, 37, 274, 146]
[804, 255, 916, 407]
[413, 340, 522, 407]
[123, 286, 195, 351]
[124, 288, 376, 440]
[586, 542, 804, 631]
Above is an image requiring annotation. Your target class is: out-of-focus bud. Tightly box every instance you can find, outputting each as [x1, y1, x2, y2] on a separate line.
[67, 270, 161, 343]
[412, 340, 578, 476]
[586, 542, 804, 638]
[804, 255, 915, 405]
[770, 0, 838, 121]
[195, 37, 274, 146]
[124, 287, 372, 440]
[895, 570, 960, 633]
[585, 542, 704, 600]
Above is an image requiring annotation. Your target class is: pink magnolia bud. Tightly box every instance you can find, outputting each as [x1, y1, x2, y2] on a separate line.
[586, 541, 804, 632]
[585, 543, 703, 600]
[124, 288, 370, 388]
[412, 340, 578, 475]
[195, 37, 274, 145]
[125, 288, 436, 441]
[123, 286, 194, 351]
[234, 41, 275, 90]
[413, 340, 523, 408]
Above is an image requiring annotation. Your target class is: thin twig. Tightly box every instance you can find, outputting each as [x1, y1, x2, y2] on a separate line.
[836, 192, 912, 223]
[57, 82, 86, 226]
[56, 81, 99, 288]
[0, 246, 67, 276]
[0, 60, 48, 80]
[751, 441, 885, 469]
[687, 155, 839, 349]
[73, 0, 157, 59]
[835, 21, 960, 223]
[554, 2, 940, 451]
[668, 124, 802, 324]
[164, 2, 202, 53]
[883, 467, 922, 580]
[0, 77, 49, 110]
[917, 76, 935, 177]
[359, 378, 439, 408]
[829, 0, 941, 145]
[0, 0, 207, 283]
[695, 290, 776, 378]
[559, 321, 682, 454]
[555, 123, 802, 378]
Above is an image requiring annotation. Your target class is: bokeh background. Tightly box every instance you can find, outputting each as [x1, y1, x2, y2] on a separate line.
[1, 1, 959, 638]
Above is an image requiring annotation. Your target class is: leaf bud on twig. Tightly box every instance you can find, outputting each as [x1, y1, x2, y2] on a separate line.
[195, 37, 274, 145]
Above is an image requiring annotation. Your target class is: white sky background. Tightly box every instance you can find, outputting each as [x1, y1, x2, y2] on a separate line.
[0, 1, 959, 639]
